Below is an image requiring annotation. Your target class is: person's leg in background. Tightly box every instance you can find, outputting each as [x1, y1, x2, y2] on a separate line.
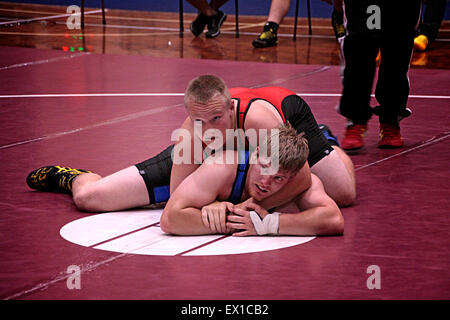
[375, 0, 422, 148]
[252, 0, 291, 48]
[338, 0, 380, 151]
[187, 0, 229, 38]
[414, 0, 447, 51]
[331, 0, 346, 39]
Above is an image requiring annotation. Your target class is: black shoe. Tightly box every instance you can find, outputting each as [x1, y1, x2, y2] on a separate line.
[205, 10, 227, 38]
[190, 13, 209, 37]
[26, 165, 90, 193]
[252, 23, 278, 48]
[331, 9, 346, 39]
[319, 124, 340, 147]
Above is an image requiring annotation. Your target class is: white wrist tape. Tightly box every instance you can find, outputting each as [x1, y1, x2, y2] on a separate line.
[249, 211, 280, 235]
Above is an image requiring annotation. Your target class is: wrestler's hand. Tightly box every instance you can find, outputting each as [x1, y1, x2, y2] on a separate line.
[240, 201, 270, 219]
[226, 207, 256, 237]
[233, 197, 257, 211]
[201, 201, 234, 234]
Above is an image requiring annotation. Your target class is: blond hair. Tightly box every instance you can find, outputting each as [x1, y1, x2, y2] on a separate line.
[260, 123, 309, 173]
[184, 75, 231, 106]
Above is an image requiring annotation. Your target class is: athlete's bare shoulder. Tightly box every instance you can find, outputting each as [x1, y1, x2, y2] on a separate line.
[202, 150, 240, 199]
[244, 99, 284, 131]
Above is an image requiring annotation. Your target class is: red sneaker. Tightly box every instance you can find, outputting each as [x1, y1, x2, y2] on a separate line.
[341, 124, 367, 151]
[379, 124, 403, 148]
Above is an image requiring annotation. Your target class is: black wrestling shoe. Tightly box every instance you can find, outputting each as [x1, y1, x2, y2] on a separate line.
[319, 124, 340, 147]
[252, 23, 278, 48]
[205, 10, 227, 38]
[190, 13, 209, 37]
[331, 9, 346, 39]
[26, 165, 91, 193]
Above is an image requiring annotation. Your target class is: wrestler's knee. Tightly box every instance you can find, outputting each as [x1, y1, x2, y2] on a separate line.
[313, 148, 357, 207]
[316, 169, 356, 207]
[333, 186, 356, 208]
[73, 185, 108, 212]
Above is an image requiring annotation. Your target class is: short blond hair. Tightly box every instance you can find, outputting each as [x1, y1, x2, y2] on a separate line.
[184, 75, 231, 106]
[260, 123, 309, 173]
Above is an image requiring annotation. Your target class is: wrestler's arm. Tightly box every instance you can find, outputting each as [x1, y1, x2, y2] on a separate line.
[161, 158, 233, 235]
[170, 117, 201, 194]
[278, 174, 344, 235]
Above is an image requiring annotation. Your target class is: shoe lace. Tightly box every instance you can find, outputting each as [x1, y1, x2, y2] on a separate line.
[259, 29, 275, 40]
[208, 12, 223, 30]
[380, 125, 400, 139]
[55, 166, 88, 190]
[55, 166, 86, 175]
[335, 24, 345, 35]
[345, 125, 366, 138]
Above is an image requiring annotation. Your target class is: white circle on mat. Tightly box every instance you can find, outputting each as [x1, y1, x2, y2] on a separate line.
[60, 209, 315, 256]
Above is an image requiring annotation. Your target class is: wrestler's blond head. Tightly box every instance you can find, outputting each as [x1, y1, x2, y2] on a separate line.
[184, 75, 231, 107]
[260, 123, 309, 174]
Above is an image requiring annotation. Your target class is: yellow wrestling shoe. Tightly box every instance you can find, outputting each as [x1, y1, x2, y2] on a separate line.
[331, 9, 346, 39]
[411, 52, 428, 66]
[26, 165, 91, 193]
[253, 23, 278, 48]
[414, 35, 429, 52]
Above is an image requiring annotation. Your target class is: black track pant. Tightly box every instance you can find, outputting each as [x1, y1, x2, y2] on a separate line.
[418, 0, 446, 45]
[338, 0, 422, 126]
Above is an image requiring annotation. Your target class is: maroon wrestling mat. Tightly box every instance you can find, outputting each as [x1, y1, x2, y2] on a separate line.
[0, 46, 449, 300]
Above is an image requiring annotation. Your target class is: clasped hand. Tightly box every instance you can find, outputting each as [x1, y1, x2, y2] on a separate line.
[200, 198, 269, 236]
